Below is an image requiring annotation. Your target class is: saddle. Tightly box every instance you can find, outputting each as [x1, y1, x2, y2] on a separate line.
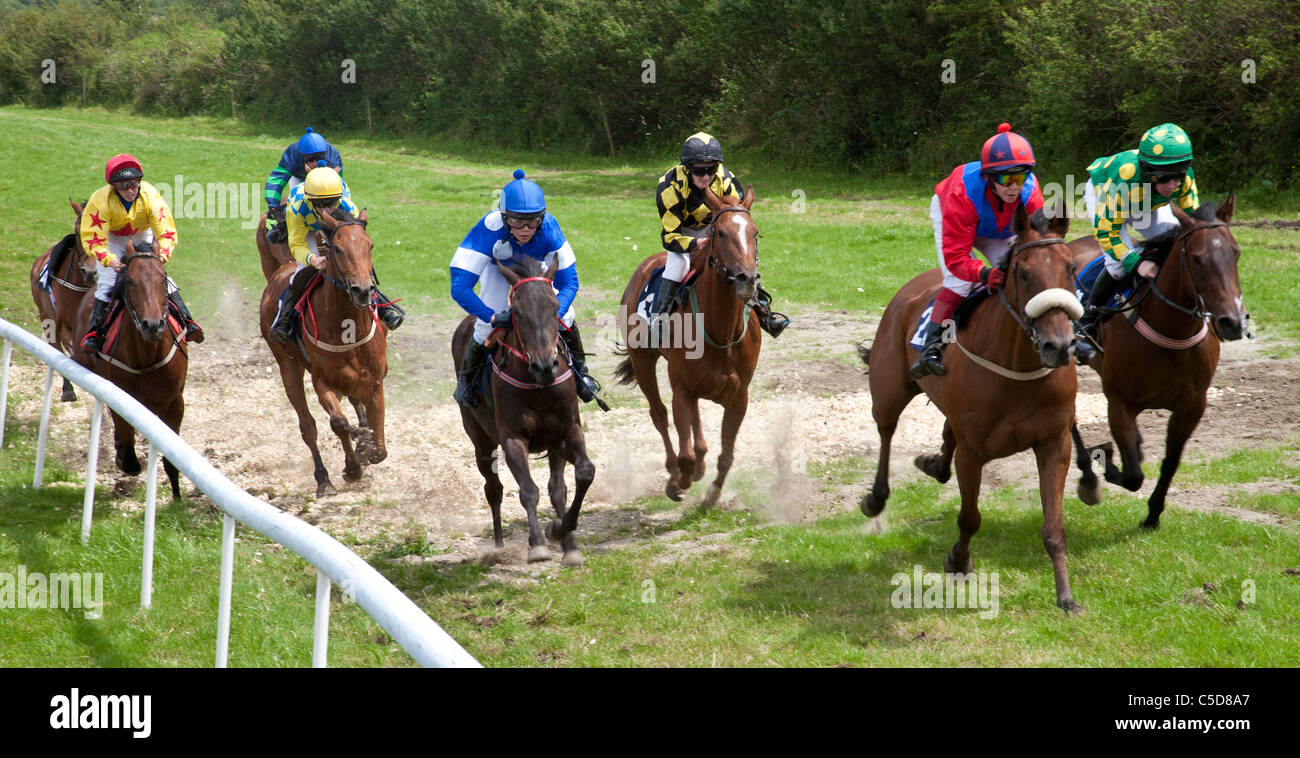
[98, 297, 184, 357]
[633, 264, 702, 323]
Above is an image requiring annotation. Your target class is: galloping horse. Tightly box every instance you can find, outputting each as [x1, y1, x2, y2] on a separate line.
[452, 256, 595, 566]
[258, 208, 388, 497]
[72, 247, 189, 499]
[1069, 195, 1246, 528]
[30, 199, 98, 402]
[614, 185, 762, 505]
[861, 205, 1086, 612]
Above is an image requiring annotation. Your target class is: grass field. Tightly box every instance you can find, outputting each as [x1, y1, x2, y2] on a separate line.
[1, 105, 1298, 667]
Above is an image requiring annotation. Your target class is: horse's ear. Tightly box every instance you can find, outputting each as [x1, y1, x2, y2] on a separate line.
[358, 208, 369, 228]
[1013, 202, 1030, 237]
[70, 198, 83, 216]
[496, 260, 520, 286]
[1046, 203, 1070, 238]
[1170, 202, 1194, 228]
[317, 209, 338, 230]
[544, 255, 559, 281]
[1217, 192, 1235, 223]
[703, 184, 724, 213]
[741, 184, 756, 210]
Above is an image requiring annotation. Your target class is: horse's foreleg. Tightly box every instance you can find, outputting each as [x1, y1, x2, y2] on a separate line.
[1145, 400, 1206, 529]
[358, 387, 387, 465]
[1104, 401, 1145, 492]
[500, 436, 548, 562]
[915, 420, 955, 483]
[554, 425, 595, 566]
[110, 410, 141, 476]
[670, 384, 697, 494]
[349, 396, 368, 429]
[704, 390, 748, 507]
[60, 374, 77, 403]
[160, 395, 184, 501]
[946, 445, 983, 576]
[1071, 421, 1102, 505]
[313, 381, 361, 484]
[629, 350, 681, 498]
[689, 398, 707, 482]
[1035, 431, 1082, 613]
[544, 446, 585, 567]
[276, 356, 335, 496]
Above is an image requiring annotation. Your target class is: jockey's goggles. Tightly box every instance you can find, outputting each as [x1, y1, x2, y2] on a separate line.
[991, 170, 1029, 187]
[688, 163, 719, 177]
[1148, 171, 1185, 185]
[503, 213, 544, 229]
[112, 178, 142, 191]
[302, 152, 326, 165]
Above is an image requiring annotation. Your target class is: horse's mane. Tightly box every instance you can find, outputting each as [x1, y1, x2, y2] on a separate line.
[327, 207, 364, 225]
[505, 255, 546, 279]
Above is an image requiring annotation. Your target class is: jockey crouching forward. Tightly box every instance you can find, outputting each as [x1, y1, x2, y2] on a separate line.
[450, 170, 604, 408]
[651, 132, 789, 338]
[1074, 123, 1199, 361]
[81, 154, 204, 353]
[263, 127, 342, 245]
[909, 123, 1076, 378]
[266, 166, 405, 342]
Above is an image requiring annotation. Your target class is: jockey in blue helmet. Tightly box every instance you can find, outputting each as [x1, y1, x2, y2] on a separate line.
[263, 127, 343, 244]
[449, 170, 606, 409]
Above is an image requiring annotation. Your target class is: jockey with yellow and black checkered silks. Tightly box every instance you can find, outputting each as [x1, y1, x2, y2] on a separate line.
[1075, 123, 1200, 363]
[651, 132, 789, 338]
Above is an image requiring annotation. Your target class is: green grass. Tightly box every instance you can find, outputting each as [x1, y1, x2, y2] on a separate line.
[1176, 438, 1300, 519]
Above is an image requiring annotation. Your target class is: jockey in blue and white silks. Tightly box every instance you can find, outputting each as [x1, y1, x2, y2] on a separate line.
[450, 170, 604, 408]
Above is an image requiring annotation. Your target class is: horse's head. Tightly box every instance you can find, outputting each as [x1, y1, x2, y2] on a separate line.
[120, 247, 170, 342]
[1169, 194, 1246, 341]
[69, 198, 98, 281]
[497, 256, 562, 385]
[700, 184, 759, 302]
[318, 207, 374, 309]
[1008, 204, 1085, 368]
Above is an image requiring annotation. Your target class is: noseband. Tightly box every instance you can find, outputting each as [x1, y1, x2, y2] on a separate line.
[320, 219, 374, 298]
[118, 252, 172, 338]
[996, 236, 1075, 352]
[703, 205, 758, 286]
[493, 275, 565, 378]
[1144, 220, 1228, 322]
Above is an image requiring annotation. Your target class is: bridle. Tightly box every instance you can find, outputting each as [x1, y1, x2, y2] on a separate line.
[118, 252, 177, 343]
[1143, 220, 1227, 323]
[490, 275, 570, 389]
[319, 218, 375, 303]
[702, 205, 758, 287]
[995, 235, 1068, 352]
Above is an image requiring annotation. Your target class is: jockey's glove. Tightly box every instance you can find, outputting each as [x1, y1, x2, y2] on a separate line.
[490, 310, 513, 329]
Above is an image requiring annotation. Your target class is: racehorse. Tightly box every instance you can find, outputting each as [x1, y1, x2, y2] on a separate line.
[451, 256, 595, 566]
[860, 205, 1087, 612]
[258, 207, 388, 497]
[1068, 195, 1246, 528]
[29, 199, 98, 402]
[614, 185, 762, 505]
[72, 246, 189, 499]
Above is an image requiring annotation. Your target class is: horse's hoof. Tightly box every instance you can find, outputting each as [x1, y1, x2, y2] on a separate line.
[691, 465, 706, 483]
[860, 492, 885, 518]
[703, 482, 722, 507]
[316, 481, 337, 497]
[1077, 479, 1102, 506]
[527, 545, 551, 563]
[60, 390, 77, 403]
[561, 550, 584, 568]
[117, 454, 142, 477]
[913, 454, 950, 483]
[665, 481, 683, 501]
[1058, 598, 1085, 615]
[342, 466, 362, 484]
[1141, 517, 1161, 530]
[944, 550, 974, 575]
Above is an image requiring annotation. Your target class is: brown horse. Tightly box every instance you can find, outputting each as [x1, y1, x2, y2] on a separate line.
[255, 210, 294, 283]
[614, 185, 762, 505]
[72, 248, 189, 499]
[860, 205, 1086, 612]
[452, 256, 595, 566]
[258, 208, 388, 497]
[30, 199, 98, 402]
[1068, 195, 1246, 528]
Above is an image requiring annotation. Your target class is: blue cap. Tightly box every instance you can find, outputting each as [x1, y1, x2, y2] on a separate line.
[501, 169, 546, 215]
[297, 127, 328, 155]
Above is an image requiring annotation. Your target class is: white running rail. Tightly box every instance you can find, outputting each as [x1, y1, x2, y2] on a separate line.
[0, 318, 479, 668]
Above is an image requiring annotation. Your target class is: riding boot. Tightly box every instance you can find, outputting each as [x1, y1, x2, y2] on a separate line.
[453, 339, 491, 409]
[267, 285, 299, 343]
[560, 324, 609, 411]
[650, 277, 682, 342]
[908, 322, 949, 379]
[1075, 270, 1120, 364]
[81, 298, 111, 354]
[168, 289, 205, 343]
[265, 206, 287, 245]
[749, 284, 790, 338]
[373, 288, 405, 330]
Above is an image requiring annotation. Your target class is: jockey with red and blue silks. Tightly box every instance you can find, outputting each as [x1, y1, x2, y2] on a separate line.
[908, 123, 1052, 379]
[263, 127, 342, 244]
[449, 170, 605, 409]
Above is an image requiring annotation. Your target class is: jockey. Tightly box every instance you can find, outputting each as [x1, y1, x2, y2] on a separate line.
[1075, 123, 1199, 359]
[80, 154, 204, 353]
[652, 132, 789, 338]
[264, 127, 342, 245]
[266, 166, 405, 342]
[450, 170, 604, 408]
[909, 123, 1048, 379]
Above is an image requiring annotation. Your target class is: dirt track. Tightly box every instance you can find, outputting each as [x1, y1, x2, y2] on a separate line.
[9, 286, 1298, 577]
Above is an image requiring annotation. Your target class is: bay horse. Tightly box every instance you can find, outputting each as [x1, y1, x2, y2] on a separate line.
[258, 207, 388, 497]
[1068, 195, 1246, 528]
[451, 256, 595, 566]
[860, 205, 1086, 612]
[29, 199, 98, 402]
[72, 247, 189, 499]
[614, 185, 762, 505]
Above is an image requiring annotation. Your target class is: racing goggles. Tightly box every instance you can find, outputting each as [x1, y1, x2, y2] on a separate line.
[991, 170, 1029, 187]
[503, 213, 544, 230]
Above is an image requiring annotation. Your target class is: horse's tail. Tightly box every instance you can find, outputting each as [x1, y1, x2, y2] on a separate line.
[613, 355, 637, 386]
[857, 341, 872, 367]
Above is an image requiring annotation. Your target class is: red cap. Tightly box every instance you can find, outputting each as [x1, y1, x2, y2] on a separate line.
[105, 154, 143, 183]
